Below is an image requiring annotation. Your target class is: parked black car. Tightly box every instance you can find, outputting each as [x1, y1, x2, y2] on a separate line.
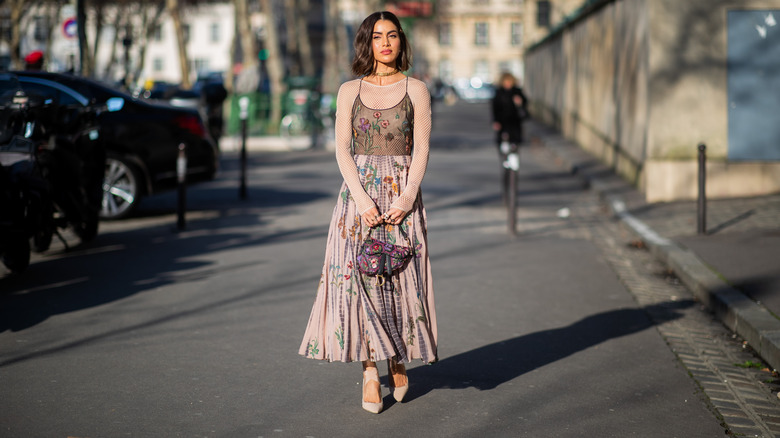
[12, 71, 219, 219]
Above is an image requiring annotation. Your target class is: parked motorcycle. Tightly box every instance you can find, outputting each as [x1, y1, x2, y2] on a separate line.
[0, 78, 53, 273]
[0, 73, 122, 273]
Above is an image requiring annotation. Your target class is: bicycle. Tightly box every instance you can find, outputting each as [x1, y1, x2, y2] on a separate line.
[279, 112, 307, 137]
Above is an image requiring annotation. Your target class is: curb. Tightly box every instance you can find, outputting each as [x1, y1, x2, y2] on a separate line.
[534, 123, 780, 372]
[219, 135, 336, 152]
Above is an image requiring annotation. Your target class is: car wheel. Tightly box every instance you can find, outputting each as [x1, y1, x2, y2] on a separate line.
[101, 156, 141, 219]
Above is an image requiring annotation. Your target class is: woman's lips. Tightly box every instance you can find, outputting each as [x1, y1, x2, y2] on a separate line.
[381, 50, 392, 55]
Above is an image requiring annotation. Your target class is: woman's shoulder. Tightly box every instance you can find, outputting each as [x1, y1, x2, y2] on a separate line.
[338, 78, 362, 94]
[406, 76, 430, 94]
[405, 77, 430, 103]
[336, 79, 362, 105]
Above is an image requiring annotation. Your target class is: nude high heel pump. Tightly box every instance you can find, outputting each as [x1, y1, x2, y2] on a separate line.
[388, 359, 409, 402]
[362, 366, 383, 414]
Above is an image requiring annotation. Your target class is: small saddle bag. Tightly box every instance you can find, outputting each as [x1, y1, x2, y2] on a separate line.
[356, 226, 413, 286]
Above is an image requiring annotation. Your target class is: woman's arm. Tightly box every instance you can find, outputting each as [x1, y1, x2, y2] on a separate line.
[333, 81, 378, 216]
[390, 79, 431, 213]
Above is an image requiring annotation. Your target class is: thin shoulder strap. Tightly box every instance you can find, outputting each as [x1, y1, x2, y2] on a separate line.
[405, 76, 409, 93]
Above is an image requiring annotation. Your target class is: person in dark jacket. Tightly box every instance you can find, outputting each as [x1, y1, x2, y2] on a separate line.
[491, 72, 528, 153]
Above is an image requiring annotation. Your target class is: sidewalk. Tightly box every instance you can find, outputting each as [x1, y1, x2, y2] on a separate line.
[526, 119, 780, 371]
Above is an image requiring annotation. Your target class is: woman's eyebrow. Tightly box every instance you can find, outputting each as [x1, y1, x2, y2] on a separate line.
[373, 30, 398, 35]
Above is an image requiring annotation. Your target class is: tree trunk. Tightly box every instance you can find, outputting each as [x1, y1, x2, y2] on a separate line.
[321, 0, 342, 95]
[260, 0, 286, 134]
[296, 0, 314, 77]
[45, 1, 63, 72]
[334, 0, 349, 72]
[283, 0, 299, 77]
[91, 1, 104, 72]
[77, 0, 93, 76]
[9, 0, 25, 70]
[233, 0, 260, 94]
[103, 9, 124, 79]
[224, 26, 236, 93]
[167, 0, 191, 88]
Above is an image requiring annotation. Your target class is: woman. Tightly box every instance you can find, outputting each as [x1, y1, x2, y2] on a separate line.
[492, 72, 528, 154]
[299, 11, 437, 414]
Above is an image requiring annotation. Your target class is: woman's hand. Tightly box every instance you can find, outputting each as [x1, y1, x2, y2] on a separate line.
[382, 207, 406, 225]
[362, 207, 384, 228]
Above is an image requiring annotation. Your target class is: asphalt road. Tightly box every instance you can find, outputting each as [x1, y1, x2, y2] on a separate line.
[0, 101, 725, 437]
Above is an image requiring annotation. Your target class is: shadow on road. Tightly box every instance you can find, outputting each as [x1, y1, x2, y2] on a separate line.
[404, 299, 694, 401]
[0, 183, 331, 334]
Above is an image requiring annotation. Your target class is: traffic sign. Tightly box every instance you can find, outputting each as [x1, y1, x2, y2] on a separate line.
[63, 17, 77, 38]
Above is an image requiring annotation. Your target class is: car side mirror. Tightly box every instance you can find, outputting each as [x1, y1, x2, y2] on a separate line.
[106, 97, 124, 112]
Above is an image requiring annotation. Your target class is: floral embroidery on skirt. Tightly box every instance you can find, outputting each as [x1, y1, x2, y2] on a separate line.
[299, 154, 438, 364]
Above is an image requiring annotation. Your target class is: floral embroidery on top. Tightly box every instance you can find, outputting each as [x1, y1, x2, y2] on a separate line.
[351, 83, 414, 156]
[358, 118, 371, 132]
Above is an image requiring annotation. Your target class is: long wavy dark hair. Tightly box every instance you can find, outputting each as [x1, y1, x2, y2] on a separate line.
[351, 11, 412, 76]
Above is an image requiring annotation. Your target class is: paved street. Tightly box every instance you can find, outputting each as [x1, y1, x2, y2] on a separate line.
[1, 101, 778, 437]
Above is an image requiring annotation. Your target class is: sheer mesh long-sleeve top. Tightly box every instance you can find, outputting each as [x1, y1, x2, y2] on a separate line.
[335, 76, 432, 214]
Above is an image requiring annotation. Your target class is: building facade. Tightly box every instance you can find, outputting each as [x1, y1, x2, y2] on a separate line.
[408, 0, 525, 87]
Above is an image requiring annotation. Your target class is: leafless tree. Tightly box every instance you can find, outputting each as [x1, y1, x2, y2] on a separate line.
[131, 1, 167, 86]
[5, 0, 35, 70]
[321, 0, 343, 95]
[295, 0, 314, 77]
[283, 0, 299, 76]
[260, 0, 286, 133]
[233, 0, 259, 93]
[167, 0, 191, 88]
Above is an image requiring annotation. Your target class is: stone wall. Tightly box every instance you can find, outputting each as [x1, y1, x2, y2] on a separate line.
[525, 0, 780, 202]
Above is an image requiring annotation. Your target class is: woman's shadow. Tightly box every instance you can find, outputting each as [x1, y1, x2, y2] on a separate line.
[404, 299, 693, 400]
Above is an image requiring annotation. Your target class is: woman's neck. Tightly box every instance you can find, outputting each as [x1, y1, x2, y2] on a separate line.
[367, 62, 401, 85]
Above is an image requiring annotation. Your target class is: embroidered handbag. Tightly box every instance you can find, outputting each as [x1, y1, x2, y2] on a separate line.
[356, 226, 413, 286]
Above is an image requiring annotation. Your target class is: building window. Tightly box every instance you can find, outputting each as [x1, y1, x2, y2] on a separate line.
[475, 22, 489, 46]
[439, 22, 451, 46]
[182, 24, 191, 43]
[537, 1, 551, 28]
[153, 25, 163, 42]
[33, 16, 48, 42]
[153, 57, 164, 72]
[511, 22, 522, 46]
[210, 23, 220, 43]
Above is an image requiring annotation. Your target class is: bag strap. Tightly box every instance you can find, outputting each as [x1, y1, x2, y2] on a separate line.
[361, 223, 413, 247]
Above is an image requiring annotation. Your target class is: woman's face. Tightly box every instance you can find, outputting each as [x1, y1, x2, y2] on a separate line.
[372, 19, 401, 67]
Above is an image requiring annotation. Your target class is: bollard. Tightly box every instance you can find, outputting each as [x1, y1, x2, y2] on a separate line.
[697, 143, 706, 235]
[506, 144, 520, 236]
[238, 96, 249, 200]
[176, 143, 187, 231]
